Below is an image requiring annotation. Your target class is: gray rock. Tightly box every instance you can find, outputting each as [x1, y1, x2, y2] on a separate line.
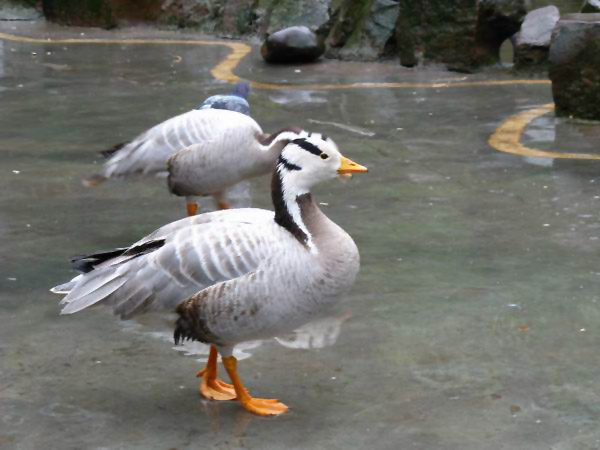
[517, 6, 560, 46]
[549, 14, 600, 120]
[581, 0, 600, 13]
[261, 26, 325, 64]
[514, 5, 560, 69]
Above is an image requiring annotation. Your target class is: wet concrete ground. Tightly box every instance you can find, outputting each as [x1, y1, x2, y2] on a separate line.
[2, 20, 600, 450]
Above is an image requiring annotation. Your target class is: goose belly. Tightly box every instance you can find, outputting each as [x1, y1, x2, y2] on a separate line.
[206, 254, 359, 345]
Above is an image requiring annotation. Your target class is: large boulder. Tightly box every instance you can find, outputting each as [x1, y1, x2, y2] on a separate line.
[389, 0, 526, 70]
[324, 0, 400, 61]
[261, 26, 325, 64]
[514, 6, 560, 70]
[581, 0, 600, 13]
[549, 14, 600, 120]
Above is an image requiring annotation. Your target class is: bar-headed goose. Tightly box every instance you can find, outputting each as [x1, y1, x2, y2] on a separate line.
[166, 110, 305, 214]
[86, 82, 259, 212]
[51, 133, 367, 416]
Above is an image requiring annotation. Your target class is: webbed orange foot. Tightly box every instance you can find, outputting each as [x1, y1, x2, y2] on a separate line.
[199, 375, 237, 401]
[222, 355, 289, 417]
[196, 346, 237, 401]
[196, 366, 247, 401]
[240, 397, 289, 416]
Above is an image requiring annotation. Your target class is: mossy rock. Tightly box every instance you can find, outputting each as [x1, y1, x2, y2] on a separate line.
[549, 14, 600, 120]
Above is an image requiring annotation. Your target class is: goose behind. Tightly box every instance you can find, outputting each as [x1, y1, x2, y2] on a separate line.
[85, 83, 259, 213]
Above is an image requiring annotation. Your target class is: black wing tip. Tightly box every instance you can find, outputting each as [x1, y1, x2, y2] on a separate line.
[71, 247, 128, 273]
[70, 240, 166, 274]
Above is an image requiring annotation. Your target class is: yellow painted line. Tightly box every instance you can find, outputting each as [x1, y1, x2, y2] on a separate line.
[250, 79, 550, 90]
[210, 42, 250, 83]
[0, 31, 552, 90]
[0, 31, 249, 83]
[489, 104, 600, 160]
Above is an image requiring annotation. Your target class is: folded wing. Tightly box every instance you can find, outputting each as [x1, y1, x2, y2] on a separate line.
[54, 209, 279, 319]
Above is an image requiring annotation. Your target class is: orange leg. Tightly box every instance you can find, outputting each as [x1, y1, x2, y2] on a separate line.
[216, 200, 231, 210]
[186, 202, 199, 216]
[222, 355, 288, 416]
[212, 193, 231, 210]
[196, 346, 237, 401]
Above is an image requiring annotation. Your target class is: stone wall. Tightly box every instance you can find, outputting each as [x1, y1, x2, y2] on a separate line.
[38, 0, 527, 70]
[42, 0, 163, 28]
[386, 0, 526, 70]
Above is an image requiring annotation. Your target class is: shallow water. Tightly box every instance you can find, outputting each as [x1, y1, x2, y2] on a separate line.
[2, 19, 600, 450]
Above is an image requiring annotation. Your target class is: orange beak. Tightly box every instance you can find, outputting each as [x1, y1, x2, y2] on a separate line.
[337, 156, 368, 174]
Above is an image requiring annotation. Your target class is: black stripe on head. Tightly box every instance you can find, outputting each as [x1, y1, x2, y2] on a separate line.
[321, 134, 328, 142]
[292, 138, 323, 156]
[278, 155, 301, 171]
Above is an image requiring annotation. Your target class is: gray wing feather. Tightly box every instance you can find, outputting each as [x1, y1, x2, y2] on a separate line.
[99, 110, 218, 178]
[56, 216, 279, 319]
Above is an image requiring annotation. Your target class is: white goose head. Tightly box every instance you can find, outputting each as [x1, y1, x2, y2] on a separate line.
[272, 133, 367, 251]
[277, 133, 367, 192]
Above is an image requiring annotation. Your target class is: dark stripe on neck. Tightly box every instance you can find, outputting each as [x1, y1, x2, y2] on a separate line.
[278, 155, 301, 171]
[292, 138, 322, 156]
[271, 170, 309, 247]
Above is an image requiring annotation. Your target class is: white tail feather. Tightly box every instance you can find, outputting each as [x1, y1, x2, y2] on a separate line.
[60, 276, 127, 314]
[59, 269, 123, 306]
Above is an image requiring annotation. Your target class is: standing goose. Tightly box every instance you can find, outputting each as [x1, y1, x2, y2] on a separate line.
[86, 82, 255, 212]
[165, 109, 304, 215]
[51, 133, 367, 416]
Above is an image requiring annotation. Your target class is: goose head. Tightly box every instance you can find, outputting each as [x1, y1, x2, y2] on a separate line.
[276, 133, 368, 193]
[230, 81, 250, 99]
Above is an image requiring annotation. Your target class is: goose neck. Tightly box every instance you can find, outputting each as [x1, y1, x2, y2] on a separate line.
[271, 166, 317, 253]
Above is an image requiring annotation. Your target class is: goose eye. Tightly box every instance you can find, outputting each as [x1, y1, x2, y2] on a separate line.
[320, 153, 329, 160]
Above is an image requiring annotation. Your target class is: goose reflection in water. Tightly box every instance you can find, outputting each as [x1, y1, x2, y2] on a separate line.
[121, 310, 352, 361]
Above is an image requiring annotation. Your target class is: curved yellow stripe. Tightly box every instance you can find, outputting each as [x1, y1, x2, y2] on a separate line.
[0, 31, 551, 90]
[0, 31, 250, 83]
[489, 104, 600, 160]
[210, 42, 251, 83]
[250, 79, 550, 90]
[0, 31, 237, 47]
